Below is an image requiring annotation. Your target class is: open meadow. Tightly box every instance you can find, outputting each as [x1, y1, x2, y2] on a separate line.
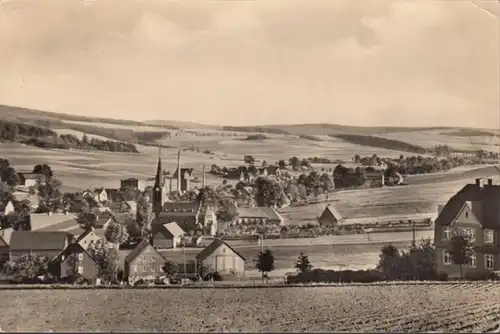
[1, 283, 499, 332]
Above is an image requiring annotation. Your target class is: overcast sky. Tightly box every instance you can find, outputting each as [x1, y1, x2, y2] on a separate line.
[0, 0, 498, 128]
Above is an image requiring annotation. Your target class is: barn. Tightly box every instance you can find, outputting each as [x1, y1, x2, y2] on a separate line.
[195, 239, 246, 276]
[318, 205, 343, 227]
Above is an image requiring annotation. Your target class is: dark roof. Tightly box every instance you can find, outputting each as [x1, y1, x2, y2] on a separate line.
[125, 239, 165, 264]
[52, 242, 96, 264]
[435, 182, 500, 228]
[196, 239, 246, 261]
[161, 202, 199, 217]
[10, 231, 71, 251]
[18, 172, 44, 180]
[121, 178, 139, 182]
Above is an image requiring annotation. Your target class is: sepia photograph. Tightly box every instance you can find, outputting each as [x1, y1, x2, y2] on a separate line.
[0, 0, 498, 332]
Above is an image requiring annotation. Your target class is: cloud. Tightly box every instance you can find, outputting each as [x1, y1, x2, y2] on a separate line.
[0, 0, 497, 128]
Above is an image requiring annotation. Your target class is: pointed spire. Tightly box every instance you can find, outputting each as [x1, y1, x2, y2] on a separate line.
[153, 144, 163, 218]
[154, 144, 163, 188]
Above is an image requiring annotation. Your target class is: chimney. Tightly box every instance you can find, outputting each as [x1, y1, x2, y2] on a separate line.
[202, 165, 206, 188]
[475, 178, 481, 187]
[177, 150, 181, 193]
[487, 178, 493, 186]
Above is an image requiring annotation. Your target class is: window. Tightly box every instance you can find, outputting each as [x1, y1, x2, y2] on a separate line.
[142, 266, 147, 272]
[459, 227, 476, 242]
[485, 229, 494, 244]
[78, 253, 84, 261]
[443, 251, 451, 265]
[443, 227, 452, 240]
[77, 266, 83, 274]
[465, 212, 469, 219]
[467, 252, 476, 268]
[486, 254, 495, 269]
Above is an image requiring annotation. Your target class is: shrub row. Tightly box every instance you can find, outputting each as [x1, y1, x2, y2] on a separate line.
[286, 269, 500, 284]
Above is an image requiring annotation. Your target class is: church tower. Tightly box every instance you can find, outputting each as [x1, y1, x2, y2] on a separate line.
[153, 145, 163, 218]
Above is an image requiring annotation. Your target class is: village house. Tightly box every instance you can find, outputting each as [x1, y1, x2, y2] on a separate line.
[196, 239, 246, 276]
[73, 228, 103, 250]
[0, 201, 15, 217]
[151, 221, 185, 249]
[434, 178, 500, 278]
[364, 170, 385, 188]
[104, 188, 120, 202]
[9, 231, 72, 261]
[17, 172, 45, 187]
[199, 206, 218, 236]
[120, 178, 146, 192]
[234, 207, 286, 226]
[122, 201, 137, 216]
[318, 205, 343, 227]
[92, 188, 108, 203]
[155, 202, 201, 232]
[50, 242, 99, 283]
[124, 239, 167, 285]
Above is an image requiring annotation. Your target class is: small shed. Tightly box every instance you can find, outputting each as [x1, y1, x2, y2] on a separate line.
[196, 239, 246, 276]
[318, 205, 343, 227]
[151, 221, 185, 249]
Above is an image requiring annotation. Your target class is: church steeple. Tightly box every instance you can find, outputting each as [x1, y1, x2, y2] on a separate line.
[153, 145, 163, 217]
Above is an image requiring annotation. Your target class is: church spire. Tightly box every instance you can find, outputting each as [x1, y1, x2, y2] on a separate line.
[153, 145, 163, 217]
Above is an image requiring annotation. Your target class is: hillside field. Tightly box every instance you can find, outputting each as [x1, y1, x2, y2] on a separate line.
[1, 283, 499, 332]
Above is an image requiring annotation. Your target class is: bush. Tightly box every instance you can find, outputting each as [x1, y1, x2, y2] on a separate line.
[287, 269, 384, 284]
[464, 271, 499, 281]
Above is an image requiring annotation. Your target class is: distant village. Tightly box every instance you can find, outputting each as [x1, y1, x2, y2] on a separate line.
[0, 147, 494, 286]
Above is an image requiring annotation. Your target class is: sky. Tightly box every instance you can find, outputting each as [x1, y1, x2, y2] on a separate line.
[0, 0, 498, 128]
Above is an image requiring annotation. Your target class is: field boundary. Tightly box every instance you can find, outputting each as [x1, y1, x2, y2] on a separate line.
[0, 280, 497, 290]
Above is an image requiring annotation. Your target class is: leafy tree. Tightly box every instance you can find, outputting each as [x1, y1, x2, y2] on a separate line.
[87, 239, 119, 283]
[162, 260, 178, 279]
[104, 220, 129, 245]
[216, 199, 239, 223]
[278, 160, 286, 169]
[32, 164, 53, 181]
[244, 155, 255, 164]
[136, 196, 153, 239]
[450, 233, 473, 280]
[376, 245, 402, 280]
[1, 166, 19, 187]
[294, 252, 313, 273]
[76, 209, 98, 230]
[319, 173, 334, 193]
[255, 249, 275, 283]
[2, 254, 51, 283]
[254, 177, 283, 207]
[289, 156, 300, 170]
[399, 238, 437, 280]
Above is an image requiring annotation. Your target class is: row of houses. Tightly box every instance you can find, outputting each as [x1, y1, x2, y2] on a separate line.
[0, 229, 246, 285]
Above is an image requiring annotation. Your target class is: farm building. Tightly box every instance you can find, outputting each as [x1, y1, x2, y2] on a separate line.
[17, 172, 45, 187]
[9, 231, 72, 261]
[50, 242, 99, 284]
[364, 171, 385, 188]
[234, 207, 286, 226]
[124, 240, 167, 285]
[120, 178, 146, 192]
[151, 221, 185, 249]
[155, 202, 201, 232]
[318, 205, 343, 227]
[91, 188, 108, 203]
[196, 239, 246, 276]
[435, 178, 500, 278]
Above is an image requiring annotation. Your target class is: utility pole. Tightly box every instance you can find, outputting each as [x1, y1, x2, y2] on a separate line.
[411, 220, 416, 247]
[183, 237, 187, 281]
[177, 150, 181, 193]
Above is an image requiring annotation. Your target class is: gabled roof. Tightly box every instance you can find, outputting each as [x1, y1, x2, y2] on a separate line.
[196, 239, 245, 261]
[435, 182, 500, 228]
[52, 242, 97, 265]
[163, 222, 185, 238]
[10, 231, 71, 251]
[322, 205, 343, 220]
[450, 201, 481, 226]
[125, 239, 165, 264]
[94, 188, 105, 194]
